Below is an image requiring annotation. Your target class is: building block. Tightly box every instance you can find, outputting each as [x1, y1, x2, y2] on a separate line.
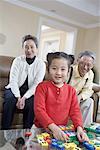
[82, 141, 95, 150]
[64, 142, 77, 149]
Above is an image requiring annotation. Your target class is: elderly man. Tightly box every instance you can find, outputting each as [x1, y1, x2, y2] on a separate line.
[67, 51, 96, 127]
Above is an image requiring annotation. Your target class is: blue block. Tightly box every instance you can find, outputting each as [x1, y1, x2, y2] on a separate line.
[95, 129, 100, 134]
[52, 138, 57, 142]
[82, 141, 95, 150]
[96, 126, 100, 130]
[57, 144, 64, 150]
[51, 142, 58, 147]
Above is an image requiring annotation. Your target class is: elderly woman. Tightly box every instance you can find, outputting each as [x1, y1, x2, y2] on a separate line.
[2, 35, 46, 129]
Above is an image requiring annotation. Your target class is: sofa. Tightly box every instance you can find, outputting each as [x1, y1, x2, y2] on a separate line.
[0, 56, 23, 129]
[0, 55, 99, 129]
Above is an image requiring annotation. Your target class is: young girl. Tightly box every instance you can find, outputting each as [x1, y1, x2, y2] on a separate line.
[34, 52, 89, 142]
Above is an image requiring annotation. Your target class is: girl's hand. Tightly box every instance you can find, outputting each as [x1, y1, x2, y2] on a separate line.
[77, 126, 89, 142]
[48, 123, 69, 141]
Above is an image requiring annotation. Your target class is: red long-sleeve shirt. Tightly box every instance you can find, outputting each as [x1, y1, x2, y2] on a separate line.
[34, 81, 83, 129]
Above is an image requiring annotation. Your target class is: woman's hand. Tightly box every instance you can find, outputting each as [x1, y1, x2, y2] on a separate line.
[16, 97, 26, 109]
[77, 126, 89, 142]
[48, 123, 69, 141]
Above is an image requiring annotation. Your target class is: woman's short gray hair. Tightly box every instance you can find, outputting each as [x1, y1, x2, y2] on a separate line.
[78, 50, 96, 61]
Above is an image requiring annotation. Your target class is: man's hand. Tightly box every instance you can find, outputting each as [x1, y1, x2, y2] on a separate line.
[16, 97, 26, 109]
[48, 123, 69, 141]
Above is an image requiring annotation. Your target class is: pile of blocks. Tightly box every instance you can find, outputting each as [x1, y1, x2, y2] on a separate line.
[36, 132, 81, 150]
[26, 124, 100, 150]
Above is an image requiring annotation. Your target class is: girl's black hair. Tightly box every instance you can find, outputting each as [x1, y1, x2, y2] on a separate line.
[47, 52, 71, 69]
[69, 54, 75, 65]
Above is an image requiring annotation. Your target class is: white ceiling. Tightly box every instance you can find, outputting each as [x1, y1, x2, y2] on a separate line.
[6, 0, 100, 28]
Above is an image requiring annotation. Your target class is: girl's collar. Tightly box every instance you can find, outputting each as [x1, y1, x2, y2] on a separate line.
[50, 81, 65, 88]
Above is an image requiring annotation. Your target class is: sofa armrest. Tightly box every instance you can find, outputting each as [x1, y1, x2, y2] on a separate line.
[93, 83, 100, 93]
[92, 92, 99, 122]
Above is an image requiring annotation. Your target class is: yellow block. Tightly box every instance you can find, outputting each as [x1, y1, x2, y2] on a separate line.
[40, 141, 48, 147]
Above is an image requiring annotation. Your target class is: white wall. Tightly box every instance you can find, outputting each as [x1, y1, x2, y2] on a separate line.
[0, 1, 39, 57]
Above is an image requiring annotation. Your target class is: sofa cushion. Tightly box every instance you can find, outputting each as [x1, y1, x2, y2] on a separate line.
[0, 56, 14, 78]
[0, 77, 8, 91]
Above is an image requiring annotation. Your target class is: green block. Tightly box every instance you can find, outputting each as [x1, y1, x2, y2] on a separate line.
[87, 133, 94, 139]
[95, 143, 100, 146]
[70, 136, 77, 140]
[84, 127, 96, 133]
[73, 140, 79, 145]
[57, 141, 63, 145]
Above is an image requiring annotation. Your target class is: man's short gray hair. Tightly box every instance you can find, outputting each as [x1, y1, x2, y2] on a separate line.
[78, 50, 96, 61]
